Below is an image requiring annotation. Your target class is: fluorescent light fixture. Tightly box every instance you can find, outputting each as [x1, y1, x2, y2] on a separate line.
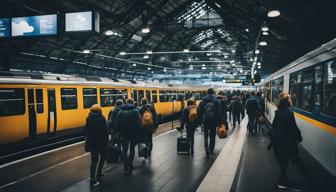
[230, 60, 234, 63]
[262, 31, 269, 35]
[231, 50, 236, 53]
[261, 26, 269, 32]
[104, 30, 113, 36]
[147, 67, 151, 70]
[202, 66, 206, 70]
[207, 53, 211, 56]
[268, 10, 280, 18]
[250, 58, 253, 61]
[217, 66, 222, 69]
[255, 50, 260, 54]
[189, 67, 194, 70]
[144, 55, 149, 59]
[257, 62, 261, 66]
[151, 71, 154, 74]
[141, 27, 150, 33]
[132, 63, 136, 67]
[202, 64, 206, 67]
[245, 28, 249, 32]
[190, 65, 193, 67]
[215, 3, 221, 8]
[146, 51, 153, 54]
[259, 41, 267, 46]
[258, 65, 261, 69]
[83, 49, 90, 54]
[163, 68, 167, 72]
[120, 52, 126, 55]
[232, 63, 235, 66]
[224, 55, 228, 58]
[183, 49, 189, 52]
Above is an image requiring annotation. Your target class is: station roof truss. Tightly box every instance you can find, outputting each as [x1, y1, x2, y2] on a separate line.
[0, 0, 335, 80]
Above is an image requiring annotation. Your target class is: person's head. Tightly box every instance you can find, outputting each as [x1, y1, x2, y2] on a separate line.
[141, 98, 148, 106]
[187, 99, 195, 106]
[251, 91, 255, 96]
[256, 92, 261, 97]
[218, 90, 225, 96]
[116, 99, 123, 107]
[90, 104, 102, 113]
[126, 98, 134, 105]
[277, 93, 292, 109]
[207, 88, 215, 95]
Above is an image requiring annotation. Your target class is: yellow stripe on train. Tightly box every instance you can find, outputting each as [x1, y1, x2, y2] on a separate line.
[294, 112, 336, 136]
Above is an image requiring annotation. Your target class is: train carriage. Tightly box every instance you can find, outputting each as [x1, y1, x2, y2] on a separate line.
[257, 39, 336, 176]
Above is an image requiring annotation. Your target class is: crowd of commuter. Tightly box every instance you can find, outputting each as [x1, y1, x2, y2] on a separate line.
[83, 88, 304, 190]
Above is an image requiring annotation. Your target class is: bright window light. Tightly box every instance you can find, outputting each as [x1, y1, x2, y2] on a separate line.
[268, 10, 280, 18]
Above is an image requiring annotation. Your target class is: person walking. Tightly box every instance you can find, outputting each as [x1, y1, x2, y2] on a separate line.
[217, 91, 228, 128]
[180, 99, 198, 155]
[84, 104, 109, 188]
[115, 99, 141, 175]
[271, 93, 310, 189]
[197, 88, 221, 156]
[107, 99, 123, 134]
[230, 95, 244, 129]
[245, 91, 260, 134]
[256, 92, 266, 132]
[138, 98, 159, 158]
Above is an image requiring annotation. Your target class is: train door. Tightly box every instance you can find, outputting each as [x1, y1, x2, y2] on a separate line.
[28, 88, 37, 139]
[47, 89, 57, 136]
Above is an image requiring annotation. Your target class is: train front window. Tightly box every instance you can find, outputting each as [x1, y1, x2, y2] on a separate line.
[323, 60, 336, 117]
[61, 88, 78, 110]
[0, 88, 25, 117]
[83, 88, 97, 109]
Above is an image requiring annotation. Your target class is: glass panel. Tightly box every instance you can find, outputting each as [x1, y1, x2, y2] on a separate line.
[0, 88, 25, 116]
[271, 77, 284, 104]
[314, 65, 323, 109]
[132, 90, 138, 102]
[301, 69, 314, 111]
[100, 88, 127, 107]
[152, 90, 158, 103]
[138, 90, 144, 103]
[83, 88, 97, 109]
[323, 60, 336, 117]
[35, 89, 44, 113]
[61, 88, 78, 110]
[159, 91, 169, 102]
[146, 90, 151, 102]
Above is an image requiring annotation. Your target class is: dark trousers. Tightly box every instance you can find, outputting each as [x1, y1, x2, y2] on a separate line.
[278, 155, 311, 185]
[247, 114, 257, 133]
[203, 123, 216, 152]
[121, 135, 136, 169]
[186, 127, 196, 152]
[232, 111, 241, 128]
[145, 130, 153, 154]
[90, 147, 106, 180]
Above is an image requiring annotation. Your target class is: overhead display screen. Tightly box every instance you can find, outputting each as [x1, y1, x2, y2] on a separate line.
[65, 11, 92, 32]
[11, 14, 57, 37]
[0, 18, 10, 37]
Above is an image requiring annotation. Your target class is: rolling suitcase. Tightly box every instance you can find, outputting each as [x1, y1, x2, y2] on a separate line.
[177, 130, 190, 154]
[106, 135, 121, 163]
[138, 142, 149, 157]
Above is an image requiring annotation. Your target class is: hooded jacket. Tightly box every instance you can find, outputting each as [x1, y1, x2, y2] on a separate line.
[84, 111, 108, 151]
[115, 104, 141, 138]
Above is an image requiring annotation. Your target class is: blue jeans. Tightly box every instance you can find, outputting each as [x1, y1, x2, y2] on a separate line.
[121, 135, 136, 169]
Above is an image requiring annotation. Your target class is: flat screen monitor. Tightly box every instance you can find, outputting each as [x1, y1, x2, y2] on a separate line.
[65, 11, 93, 32]
[0, 18, 10, 37]
[11, 14, 57, 37]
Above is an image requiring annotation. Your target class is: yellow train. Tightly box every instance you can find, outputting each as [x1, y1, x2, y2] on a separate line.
[0, 72, 207, 146]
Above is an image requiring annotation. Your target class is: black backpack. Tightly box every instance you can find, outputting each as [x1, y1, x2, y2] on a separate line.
[203, 101, 216, 122]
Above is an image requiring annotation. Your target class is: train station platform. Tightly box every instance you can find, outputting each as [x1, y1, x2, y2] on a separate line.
[1, 118, 335, 192]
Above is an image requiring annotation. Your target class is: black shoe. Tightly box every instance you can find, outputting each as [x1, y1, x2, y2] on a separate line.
[90, 180, 99, 188]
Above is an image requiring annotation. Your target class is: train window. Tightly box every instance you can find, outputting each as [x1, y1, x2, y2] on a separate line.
[83, 88, 97, 109]
[61, 88, 78, 110]
[100, 88, 127, 107]
[138, 90, 144, 103]
[132, 90, 138, 103]
[159, 91, 169, 102]
[301, 69, 314, 111]
[271, 77, 284, 104]
[177, 91, 184, 101]
[0, 88, 25, 117]
[185, 91, 192, 100]
[146, 90, 151, 103]
[322, 60, 336, 117]
[314, 65, 323, 110]
[170, 91, 177, 101]
[35, 89, 44, 113]
[152, 90, 158, 103]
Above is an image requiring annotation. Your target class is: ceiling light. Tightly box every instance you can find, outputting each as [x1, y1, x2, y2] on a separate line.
[258, 65, 261, 69]
[262, 31, 269, 36]
[257, 62, 261, 66]
[202, 64, 206, 67]
[190, 65, 193, 67]
[261, 26, 269, 32]
[259, 41, 267, 46]
[231, 50, 236, 53]
[141, 27, 150, 33]
[230, 60, 234, 64]
[202, 66, 206, 70]
[146, 51, 153, 54]
[232, 63, 235, 66]
[83, 50, 90, 54]
[163, 68, 167, 72]
[215, 3, 221, 8]
[224, 55, 228, 59]
[132, 63, 136, 67]
[147, 67, 151, 70]
[183, 49, 189, 52]
[268, 10, 280, 18]
[189, 67, 194, 70]
[255, 50, 260, 54]
[207, 53, 211, 56]
[151, 71, 154, 74]
[245, 28, 249, 32]
[217, 66, 221, 69]
[120, 52, 126, 55]
[144, 55, 149, 59]
[104, 30, 113, 36]
[250, 58, 253, 61]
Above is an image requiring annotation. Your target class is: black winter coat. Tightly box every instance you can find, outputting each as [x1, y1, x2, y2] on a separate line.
[107, 106, 121, 132]
[272, 108, 302, 162]
[217, 95, 228, 123]
[84, 111, 108, 151]
[245, 96, 260, 116]
[115, 104, 141, 138]
[197, 94, 221, 125]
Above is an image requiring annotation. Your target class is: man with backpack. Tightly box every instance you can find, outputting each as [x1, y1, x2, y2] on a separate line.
[197, 88, 221, 156]
[107, 99, 123, 134]
[229, 94, 245, 129]
[115, 99, 141, 175]
[138, 98, 159, 158]
[180, 99, 198, 155]
[245, 91, 261, 135]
